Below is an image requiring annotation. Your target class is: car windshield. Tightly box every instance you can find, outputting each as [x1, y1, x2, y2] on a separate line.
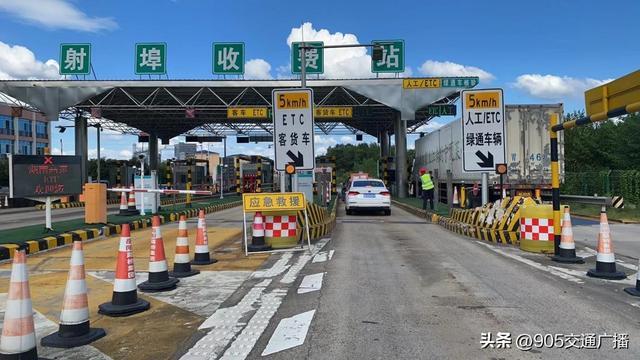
[352, 180, 384, 187]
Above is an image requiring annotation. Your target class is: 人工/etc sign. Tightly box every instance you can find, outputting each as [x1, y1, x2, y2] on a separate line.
[272, 88, 315, 171]
[461, 88, 506, 172]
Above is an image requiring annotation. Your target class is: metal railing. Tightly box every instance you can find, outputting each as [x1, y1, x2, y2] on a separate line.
[559, 194, 611, 206]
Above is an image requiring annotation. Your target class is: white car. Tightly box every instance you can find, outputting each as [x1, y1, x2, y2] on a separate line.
[345, 178, 391, 215]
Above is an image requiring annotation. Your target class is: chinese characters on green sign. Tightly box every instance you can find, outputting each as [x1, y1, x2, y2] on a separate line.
[213, 43, 245, 75]
[60, 44, 91, 75]
[135, 43, 167, 75]
[291, 41, 324, 75]
[371, 40, 405, 73]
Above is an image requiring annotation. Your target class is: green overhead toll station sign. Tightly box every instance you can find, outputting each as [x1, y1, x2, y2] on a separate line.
[371, 40, 404, 73]
[291, 41, 324, 74]
[213, 42, 245, 75]
[135, 43, 167, 75]
[60, 44, 91, 75]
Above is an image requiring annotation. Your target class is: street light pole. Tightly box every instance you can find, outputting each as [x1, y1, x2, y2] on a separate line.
[220, 136, 226, 199]
[96, 124, 101, 182]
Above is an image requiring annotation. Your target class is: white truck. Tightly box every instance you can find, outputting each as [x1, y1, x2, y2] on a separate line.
[413, 103, 564, 200]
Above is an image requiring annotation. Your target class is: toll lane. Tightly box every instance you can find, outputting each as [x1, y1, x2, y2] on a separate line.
[256, 205, 640, 359]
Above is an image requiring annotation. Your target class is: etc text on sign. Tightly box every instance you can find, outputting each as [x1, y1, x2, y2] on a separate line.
[60, 44, 91, 75]
[242, 192, 306, 212]
[461, 89, 506, 172]
[213, 42, 244, 75]
[272, 88, 315, 171]
[135, 43, 167, 75]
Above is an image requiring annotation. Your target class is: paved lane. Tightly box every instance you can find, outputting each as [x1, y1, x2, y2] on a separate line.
[253, 204, 640, 359]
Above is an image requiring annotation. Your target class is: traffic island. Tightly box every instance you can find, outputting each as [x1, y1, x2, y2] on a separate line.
[0, 197, 243, 261]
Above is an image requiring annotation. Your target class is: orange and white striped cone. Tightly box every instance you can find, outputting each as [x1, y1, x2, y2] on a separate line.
[624, 259, 640, 297]
[551, 207, 584, 264]
[41, 241, 106, 348]
[98, 224, 150, 316]
[139, 216, 179, 292]
[192, 210, 216, 265]
[170, 215, 200, 278]
[118, 191, 128, 216]
[0, 248, 38, 359]
[452, 187, 459, 207]
[126, 187, 138, 216]
[587, 207, 626, 280]
[248, 212, 271, 252]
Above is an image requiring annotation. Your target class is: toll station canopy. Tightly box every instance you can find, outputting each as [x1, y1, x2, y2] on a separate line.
[0, 77, 477, 139]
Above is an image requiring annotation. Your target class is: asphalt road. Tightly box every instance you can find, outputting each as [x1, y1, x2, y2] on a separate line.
[242, 205, 640, 359]
[572, 217, 640, 260]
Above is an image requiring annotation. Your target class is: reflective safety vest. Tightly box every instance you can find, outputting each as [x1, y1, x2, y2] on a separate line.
[420, 173, 434, 190]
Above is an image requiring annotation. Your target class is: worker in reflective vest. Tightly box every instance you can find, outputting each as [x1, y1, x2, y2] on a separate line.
[420, 168, 435, 210]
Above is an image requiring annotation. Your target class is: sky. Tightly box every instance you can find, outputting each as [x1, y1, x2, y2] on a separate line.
[0, 0, 638, 160]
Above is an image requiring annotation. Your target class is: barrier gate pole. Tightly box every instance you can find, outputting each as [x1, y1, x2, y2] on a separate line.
[550, 113, 561, 256]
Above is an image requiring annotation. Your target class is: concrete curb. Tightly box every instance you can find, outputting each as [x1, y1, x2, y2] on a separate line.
[392, 199, 520, 247]
[1, 200, 243, 261]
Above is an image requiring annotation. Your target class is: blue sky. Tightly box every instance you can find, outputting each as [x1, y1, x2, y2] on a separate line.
[0, 0, 638, 160]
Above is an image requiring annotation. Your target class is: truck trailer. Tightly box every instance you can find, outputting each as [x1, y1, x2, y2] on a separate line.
[413, 103, 565, 203]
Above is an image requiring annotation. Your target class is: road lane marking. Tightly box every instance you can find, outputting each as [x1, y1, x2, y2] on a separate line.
[298, 273, 325, 294]
[252, 252, 293, 278]
[219, 289, 288, 360]
[477, 243, 584, 284]
[261, 310, 316, 356]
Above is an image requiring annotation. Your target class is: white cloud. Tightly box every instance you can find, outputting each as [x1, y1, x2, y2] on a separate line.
[514, 74, 612, 100]
[339, 135, 355, 144]
[0, 0, 117, 32]
[285, 22, 412, 79]
[314, 135, 337, 147]
[414, 119, 446, 133]
[118, 150, 132, 159]
[244, 59, 273, 80]
[0, 41, 61, 80]
[419, 60, 494, 82]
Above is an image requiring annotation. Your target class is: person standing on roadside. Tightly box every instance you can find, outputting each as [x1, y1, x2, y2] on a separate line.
[419, 168, 435, 210]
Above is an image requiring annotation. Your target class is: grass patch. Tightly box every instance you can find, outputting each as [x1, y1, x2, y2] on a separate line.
[566, 202, 640, 223]
[392, 196, 450, 216]
[0, 195, 242, 245]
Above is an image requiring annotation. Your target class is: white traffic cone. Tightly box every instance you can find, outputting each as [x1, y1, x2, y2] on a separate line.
[587, 207, 625, 280]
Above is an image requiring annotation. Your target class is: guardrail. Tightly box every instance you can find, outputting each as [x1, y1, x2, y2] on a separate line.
[560, 194, 612, 206]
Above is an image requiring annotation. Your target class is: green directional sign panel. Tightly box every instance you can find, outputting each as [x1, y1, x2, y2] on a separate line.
[441, 77, 479, 88]
[291, 41, 324, 75]
[135, 43, 167, 75]
[59, 44, 91, 75]
[213, 42, 245, 75]
[371, 40, 405, 73]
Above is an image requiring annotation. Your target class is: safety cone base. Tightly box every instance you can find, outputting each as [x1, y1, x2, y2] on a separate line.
[551, 255, 584, 264]
[41, 325, 106, 349]
[138, 277, 179, 292]
[624, 287, 640, 297]
[98, 298, 150, 317]
[586, 268, 626, 280]
[192, 258, 217, 265]
[248, 244, 272, 252]
[0, 347, 38, 360]
[169, 269, 200, 278]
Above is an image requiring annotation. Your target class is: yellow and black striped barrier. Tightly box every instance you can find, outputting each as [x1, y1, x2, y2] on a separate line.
[296, 201, 337, 241]
[1, 200, 243, 262]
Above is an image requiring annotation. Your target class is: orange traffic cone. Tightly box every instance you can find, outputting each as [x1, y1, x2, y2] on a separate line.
[0, 249, 38, 359]
[192, 210, 216, 265]
[587, 207, 626, 280]
[248, 212, 271, 252]
[118, 191, 128, 216]
[41, 241, 106, 348]
[98, 224, 150, 316]
[501, 188, 507, 199]
[126, 187, 138, 216]
[452, 186, 459, 207]
[551, 207, 584, 264]
[139, 216, 179, 292]
[170, 215, 200, 278]
[624, 259, 640, 297]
